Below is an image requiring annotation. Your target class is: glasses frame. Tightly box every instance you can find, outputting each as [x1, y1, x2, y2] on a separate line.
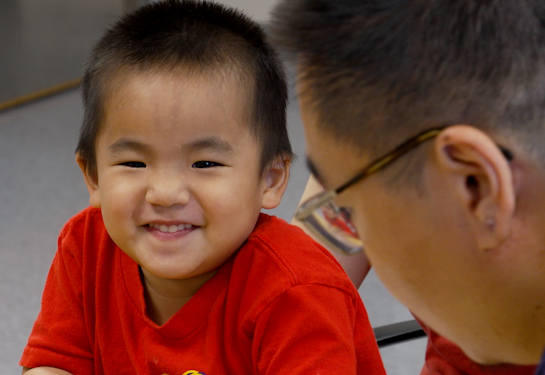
[295, 127, 513, 255]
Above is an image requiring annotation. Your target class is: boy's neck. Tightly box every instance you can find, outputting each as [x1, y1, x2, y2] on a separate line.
[140, 267, 217, 326]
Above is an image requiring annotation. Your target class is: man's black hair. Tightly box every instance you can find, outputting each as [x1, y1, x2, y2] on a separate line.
[78, 0, 292, 182]
[270, 0, 545, 168]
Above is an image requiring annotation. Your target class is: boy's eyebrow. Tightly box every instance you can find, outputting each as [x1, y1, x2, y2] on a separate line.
[108, 138, 152, 155]
[107, 136, 234, 155]
[183, 136, 234, 154]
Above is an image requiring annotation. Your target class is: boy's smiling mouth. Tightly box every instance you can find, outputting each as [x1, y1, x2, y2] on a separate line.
[147, 223, 196, 233]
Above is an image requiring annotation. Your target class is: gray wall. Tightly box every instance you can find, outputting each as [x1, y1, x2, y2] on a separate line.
[143, 0, 276, 22]
[216, 0, 276, 22]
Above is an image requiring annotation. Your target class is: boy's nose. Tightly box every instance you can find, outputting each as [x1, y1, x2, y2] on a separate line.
[145, 174, 191, 207]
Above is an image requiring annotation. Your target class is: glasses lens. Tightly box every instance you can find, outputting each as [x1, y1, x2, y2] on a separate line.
[303, 201, 363, 255]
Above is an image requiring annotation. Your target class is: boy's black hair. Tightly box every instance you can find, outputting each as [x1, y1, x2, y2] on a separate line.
[270, 0, 545, 167]
[77, 0, 292, 182]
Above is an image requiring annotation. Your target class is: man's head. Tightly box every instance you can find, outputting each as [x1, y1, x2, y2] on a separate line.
[77, 0, 292, 183]
[75, 0, 292, 291]
[271, 0, 545, 365]
[271, 0, 545, 168]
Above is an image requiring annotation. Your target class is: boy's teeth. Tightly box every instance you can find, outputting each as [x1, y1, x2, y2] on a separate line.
[150, 223, 192, 233]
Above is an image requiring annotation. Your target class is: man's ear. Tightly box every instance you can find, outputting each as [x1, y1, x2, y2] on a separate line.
[75, 153, 101, 208]
[261, 156, 291, 210]
[433, 125, 515, 250]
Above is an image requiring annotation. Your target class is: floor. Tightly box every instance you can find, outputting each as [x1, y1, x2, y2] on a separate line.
[0, 1, 427, 374]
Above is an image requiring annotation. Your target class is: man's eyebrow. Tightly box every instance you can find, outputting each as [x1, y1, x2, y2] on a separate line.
[183, 136, 234, 154]
[108, 138, 152, 155]
[306, 157, 326, 186]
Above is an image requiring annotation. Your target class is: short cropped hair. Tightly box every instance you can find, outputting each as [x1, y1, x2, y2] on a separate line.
[270, 0, 545, 166]
[77, 0, 292, 182]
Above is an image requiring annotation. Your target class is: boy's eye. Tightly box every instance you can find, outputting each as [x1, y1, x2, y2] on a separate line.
[192, 161, 222, 168]
[119, 161, 146, 168]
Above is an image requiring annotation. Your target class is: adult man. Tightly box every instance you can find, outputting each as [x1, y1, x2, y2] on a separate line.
[271, 0, 545, 373]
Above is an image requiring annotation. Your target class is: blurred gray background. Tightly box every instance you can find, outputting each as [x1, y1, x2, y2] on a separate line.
[0, 0, 427, 373]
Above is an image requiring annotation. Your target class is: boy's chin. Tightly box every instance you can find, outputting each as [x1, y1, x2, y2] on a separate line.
[139, 262, 218, 284]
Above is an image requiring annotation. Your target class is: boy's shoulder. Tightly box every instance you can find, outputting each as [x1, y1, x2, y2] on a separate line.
[238, 213, 354, 292]
[248, 213, 327, 255]
[60, 206, 104, 234]
[58, 206, 110, 253]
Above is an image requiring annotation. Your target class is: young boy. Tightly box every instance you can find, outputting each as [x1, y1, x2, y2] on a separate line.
[20, 1, 385, 374]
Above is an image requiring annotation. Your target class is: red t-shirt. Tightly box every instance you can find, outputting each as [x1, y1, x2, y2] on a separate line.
[419, 321, 536, 375]
[21, 207, 385, 375]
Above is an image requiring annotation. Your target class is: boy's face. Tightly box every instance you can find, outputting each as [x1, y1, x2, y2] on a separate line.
[79, 71, 288, 282]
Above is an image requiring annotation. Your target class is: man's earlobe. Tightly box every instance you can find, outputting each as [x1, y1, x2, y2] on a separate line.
[434, 125, 515, 250]
[75, 154, 101, 208]
[261, 157, 291, 210]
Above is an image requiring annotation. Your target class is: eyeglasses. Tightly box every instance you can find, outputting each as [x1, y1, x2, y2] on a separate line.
[294, 127, 513, 255]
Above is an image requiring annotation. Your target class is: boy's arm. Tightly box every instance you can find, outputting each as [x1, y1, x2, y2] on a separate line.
[23, 367, 73, 375]
[20, 226, 94, 374]
[292, 175, 371, 287]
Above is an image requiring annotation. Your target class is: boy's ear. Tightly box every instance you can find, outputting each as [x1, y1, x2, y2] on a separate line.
[75, 153, 101, 208]
[261, 156, 291, 210]
[433, 125, 515, 250]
